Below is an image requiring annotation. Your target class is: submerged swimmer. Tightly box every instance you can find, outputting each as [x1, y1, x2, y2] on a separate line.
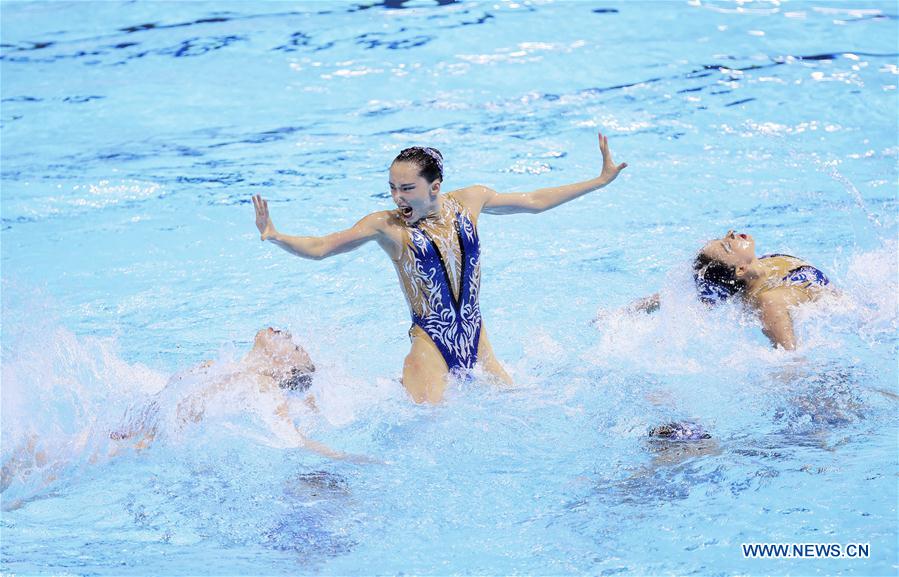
[253, 134, 626, 403]
[111, 327, 358, 461]
[2, 327, 362, 509]
[649, 421, 712, 441]
[647, 421, 719, 466]
[633, 230, 833, 350]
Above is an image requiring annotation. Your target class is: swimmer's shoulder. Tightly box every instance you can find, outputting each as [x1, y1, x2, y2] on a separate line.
[359, 210, 406, 258]
[450, 184, 496, 203]
[750, 285, 814, 309]
[447, 185, 497, 216]
[362, 209, 405, 233]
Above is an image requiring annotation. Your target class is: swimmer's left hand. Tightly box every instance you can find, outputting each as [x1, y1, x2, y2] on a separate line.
[598, 132, 627, 184]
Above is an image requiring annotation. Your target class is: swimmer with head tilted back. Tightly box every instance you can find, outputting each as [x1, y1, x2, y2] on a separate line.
[2, 327, 368, 511]
[253, 134, 627, 403]
[112, 327, 363, 461]
[630, 230, 833, 350]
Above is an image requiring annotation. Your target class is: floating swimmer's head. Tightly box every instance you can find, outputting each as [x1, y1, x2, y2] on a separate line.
[253, 327, 315, 391]
[693, 230, 755, 304]
[389, 147, 444, 224]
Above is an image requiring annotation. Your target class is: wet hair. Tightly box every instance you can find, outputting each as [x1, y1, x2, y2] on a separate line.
[392, 146, 444, 183]
[649, 422, 712, 440]
[693, 252, 746, 305]
[278, 365, 315, 392]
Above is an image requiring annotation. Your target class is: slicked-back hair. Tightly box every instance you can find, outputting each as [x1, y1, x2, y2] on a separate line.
[392, 146, 444, 183]
[693, 252, 746, 304]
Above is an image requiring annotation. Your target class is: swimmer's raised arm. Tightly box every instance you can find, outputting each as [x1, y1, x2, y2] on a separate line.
[253, 195, 400, 260]
[464, 133, 627, 215]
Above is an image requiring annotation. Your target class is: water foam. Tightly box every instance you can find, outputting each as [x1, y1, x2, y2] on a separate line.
[1, 283, 168, 507]
[588, 242, 898, 374]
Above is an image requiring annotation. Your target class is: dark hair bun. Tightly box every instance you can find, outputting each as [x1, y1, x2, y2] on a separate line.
[393, 146, 444, 183]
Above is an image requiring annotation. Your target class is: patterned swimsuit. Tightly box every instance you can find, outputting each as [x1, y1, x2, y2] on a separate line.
[396, 197, 482, 372]
[747, 254, 831, 300]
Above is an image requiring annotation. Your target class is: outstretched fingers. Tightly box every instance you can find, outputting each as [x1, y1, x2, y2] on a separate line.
[253, 194, 272, 240]
[597, 132, 628, 175]
[252, 194, 267, 217]
[598, 132, 614, 161]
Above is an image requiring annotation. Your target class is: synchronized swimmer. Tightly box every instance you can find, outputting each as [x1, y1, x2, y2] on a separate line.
[633, 230, 833, 350]
[253, 133, 627, 403]
[105, 326, 352, 461]
[1, 326, 363, 509]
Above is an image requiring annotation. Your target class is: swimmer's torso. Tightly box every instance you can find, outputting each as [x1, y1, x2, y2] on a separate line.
[746, 254, 831, 302]
[391, 195, 482, 371]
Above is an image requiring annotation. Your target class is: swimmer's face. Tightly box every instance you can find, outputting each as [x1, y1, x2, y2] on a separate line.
[389, 161, 440, 224]
[253, 328, 312, 371]
[700, 230, 755, 269]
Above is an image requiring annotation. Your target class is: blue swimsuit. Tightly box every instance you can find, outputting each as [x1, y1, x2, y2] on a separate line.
[761, 254, 830, 288]
[402, 201, 482, 372]
[697, 253, 830, 304]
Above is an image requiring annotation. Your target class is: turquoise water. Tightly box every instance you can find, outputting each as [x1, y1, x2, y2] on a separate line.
[2, 1, 897, 575]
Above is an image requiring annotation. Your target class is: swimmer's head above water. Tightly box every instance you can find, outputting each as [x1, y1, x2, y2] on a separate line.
[389, 146, 444, 225]
[251, 327, 315, 392]
[693, 230, 756, 304]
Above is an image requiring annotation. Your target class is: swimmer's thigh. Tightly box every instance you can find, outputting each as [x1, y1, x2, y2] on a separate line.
[477, 328, 512, 385]
[403, 329, 450, 403]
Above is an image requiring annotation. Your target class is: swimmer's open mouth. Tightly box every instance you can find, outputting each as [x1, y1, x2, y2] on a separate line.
[398, 205, 413, 218]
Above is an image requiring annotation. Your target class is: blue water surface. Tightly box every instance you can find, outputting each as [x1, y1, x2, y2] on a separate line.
[2, 1, 897, 575]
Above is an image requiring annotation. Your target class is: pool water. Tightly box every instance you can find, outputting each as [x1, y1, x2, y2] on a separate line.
[2, 1, 897, 575]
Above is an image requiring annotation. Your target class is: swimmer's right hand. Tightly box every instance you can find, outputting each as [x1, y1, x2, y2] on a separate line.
[252, 194, 277, 241]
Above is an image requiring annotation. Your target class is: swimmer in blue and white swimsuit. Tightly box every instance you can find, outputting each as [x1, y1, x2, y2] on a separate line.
[631, 231, 834, 350]
[253, 133, 627, 402]
[397, 195, 482, 373]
